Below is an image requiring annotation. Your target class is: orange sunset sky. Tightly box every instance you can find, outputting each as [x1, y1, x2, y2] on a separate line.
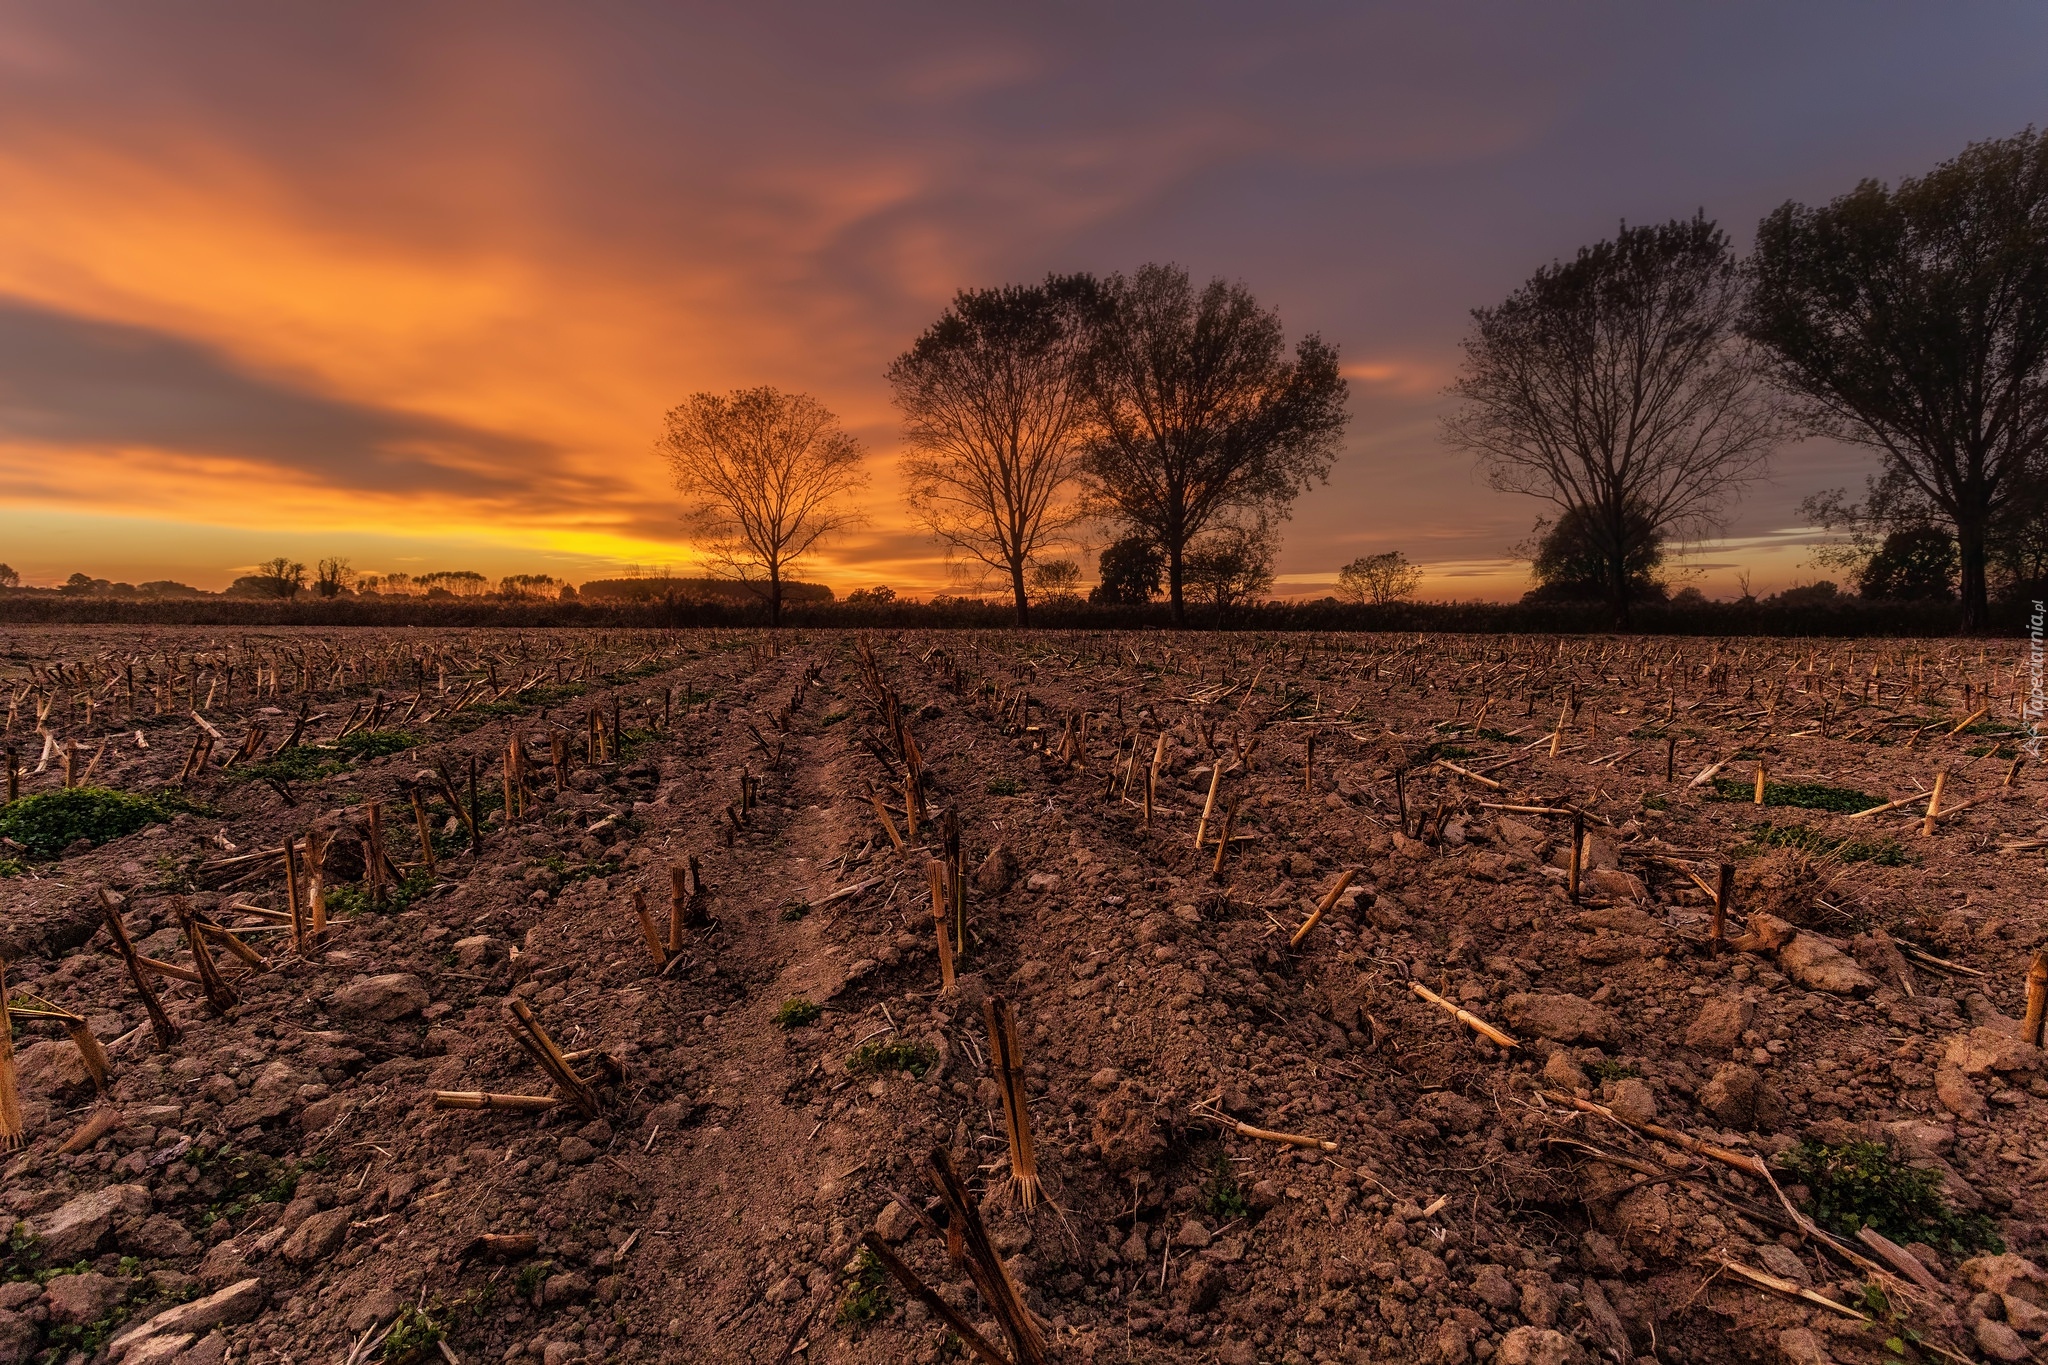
[1, 5, 2043, 600]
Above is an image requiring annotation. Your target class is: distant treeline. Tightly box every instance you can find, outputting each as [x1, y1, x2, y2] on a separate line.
[0, 589, 2022, 637]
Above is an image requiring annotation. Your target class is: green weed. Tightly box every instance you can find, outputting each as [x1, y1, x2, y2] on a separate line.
[324, 867, 436, 917]
[1743, 820, 1910, 867]
[236, 745, 347, 786]
[0, 857, 21, 877]
[0, 787, 198, 858]
[1200, 1154, 1251, 1221]
[334, 728, 421, 760]
[985, 777, 1022, 796]
[836, 1248, 891, 1330]
[778, 900, 811, 922]
[1780, 1140, 2002, 1256]
[775, 998, 822, 1029]
[1708, 778, 1878, 813]
[846, 1038, 934, 1078]
[1586, 1059, 1640, 1083]
[381, 1305, 445, 1363]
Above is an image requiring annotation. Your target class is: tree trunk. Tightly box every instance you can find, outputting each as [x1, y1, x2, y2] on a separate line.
[1010, 559, 1031, 629]
[1166, 544, 1186, 628]
[1957, 515, 1989, 633]
[768, 568, 783, 629]
[1609, 545, 1633, 632]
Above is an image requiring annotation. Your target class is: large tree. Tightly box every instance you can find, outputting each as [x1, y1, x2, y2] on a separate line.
[658, 387, 867, 626]
[889, 275, 1096, 626]
[1080, 264, 1348, 626]
[1744, 129, 2048, 631]
[1445, 214, 1781, 628]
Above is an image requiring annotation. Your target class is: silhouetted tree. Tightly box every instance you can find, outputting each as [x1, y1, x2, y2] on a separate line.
[1524, 504, 1667, 604]
[0, 565, 16, 589]
[890, 276, 1096, 626]
[1858, 527, 1958, 600]
[1745, 129, 2048, 631]
[659, 387, 868, 627]
[1090, 536, 1163, 605]
[313, 557, 355, 598]
[1027, 559, 1082, 604]
[1447, 214, 1780, 628]
[1081, 264, 1348, 626]
[1336, 551, 1423, 605]
[1183, 521, 1278, 618]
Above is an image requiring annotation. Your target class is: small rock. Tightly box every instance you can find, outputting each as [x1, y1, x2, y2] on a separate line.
[331, 973, 429, 1021]
[42, 1272, 122, 1326]
[1024, 871, 1059, 893]
[1686, 996, 1755, 1052]
[0, 1310, 36, 1365]
[973, 846, 1019, 895]
[1936, 1064, 1989, 1122]
[541, 1343, 583, 1365]
[1974, 1317, 2029, 1363]
[542, 1272, 591, 1306]
[175, 1333, 228, 1365]
[763, 1275, 803, 1305]
[1603, 1077, 1658, 1125]
[126, 1215, 201, 1259]
[874, 1201, 917, 1244]
[1696, 1063, 1779, 1129]
[559, 1136, 597, 1165]
[1089, 1067, 1122, 1091]
[35, 1183, 151, 1260]
[1755, 1244, 1810, 1285]
[1471, 1263, 1516, 1309]
[452, 935, 504, 967]
[278, 1208, 349, 1265]
[1541, 1051, 1589, 1092]
[1775, 1329, 1829, 1364]
[1947, 1025, 2042, 1077]
[1776, 933, 1879, 996]
[347, 1288, 402, 1333]
[1248, 1179, 1283, 1212]
[1172, 1218, 1211, 1249]
[1495, 1326, 1583, 1365]
[106, 1279, 263, 1362]
[1505, 993, 1614, 1045]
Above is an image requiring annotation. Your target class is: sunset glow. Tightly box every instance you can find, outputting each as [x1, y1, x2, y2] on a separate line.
[1, 5, 2041, 599]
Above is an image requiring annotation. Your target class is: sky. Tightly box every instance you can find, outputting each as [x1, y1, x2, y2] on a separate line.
[0, 3, 2042, 600]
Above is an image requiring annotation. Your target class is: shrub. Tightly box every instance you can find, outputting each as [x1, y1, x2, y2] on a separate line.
[0, 787, 191, 858]
[1780, 1140, 2002, 1255]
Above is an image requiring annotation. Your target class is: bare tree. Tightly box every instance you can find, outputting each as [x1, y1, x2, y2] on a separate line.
[1336, 550, 1423, 605]
[1026, 558, 1082, 604]
[1745, 129, 2048, 630]
[1445, 214, 1782, 628]
[658, 387, 867, 626]
[889, 276, 1096, 627]
[1081, 264, 1348, 626]
[313, 557, 355, 598]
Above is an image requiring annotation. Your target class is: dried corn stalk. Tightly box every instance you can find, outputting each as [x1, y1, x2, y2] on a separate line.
[983, 995, 1039, 1209]
[0, 959, 22, 1151]
[504, 999, 600, 1119]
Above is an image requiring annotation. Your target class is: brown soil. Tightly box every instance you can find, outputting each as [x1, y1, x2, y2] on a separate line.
[0, 627, 2044, 1365]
